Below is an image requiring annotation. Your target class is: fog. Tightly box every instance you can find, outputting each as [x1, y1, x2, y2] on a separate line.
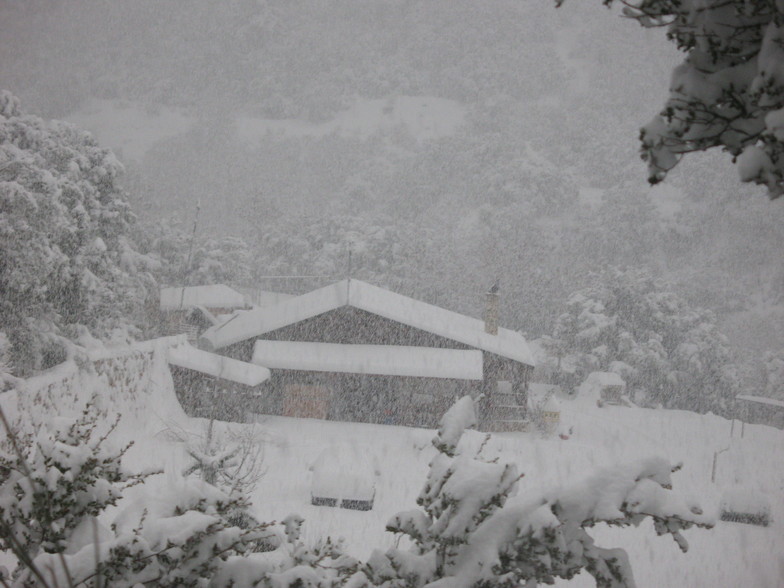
[2, 1, 784, 586]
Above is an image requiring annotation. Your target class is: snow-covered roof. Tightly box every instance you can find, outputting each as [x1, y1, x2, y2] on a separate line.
[584, 371, 625, 387]
[236, 288, 296, 308]
[160, 285, 248, 311]
[736, 395, 784, 409]
[167, 344, 271, 387]
[252, 341, 484, 380]
[202, 279, 534, 366]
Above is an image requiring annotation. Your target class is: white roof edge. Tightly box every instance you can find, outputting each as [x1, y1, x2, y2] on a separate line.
[160, 284, 248, 311]
[252, 340, 484, 380]
[348, 280, 535, 366]
[167, 344, 271, 387]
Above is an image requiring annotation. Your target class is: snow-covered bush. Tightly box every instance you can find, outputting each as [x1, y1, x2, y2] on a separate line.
[0, 399, 277, 587]
[0, 332, 18, 392]
[181, 419, 267, 533]
[369, 396, 713, 588]
[0, 400, 149, 561]
[561, 0, 784, 197]
[31, 478, 274, 588]
[762, 348, 784, 401]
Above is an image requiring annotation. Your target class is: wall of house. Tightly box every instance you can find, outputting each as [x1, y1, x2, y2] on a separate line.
[255, 370, 479, 428]
[216, 306, 533, 429]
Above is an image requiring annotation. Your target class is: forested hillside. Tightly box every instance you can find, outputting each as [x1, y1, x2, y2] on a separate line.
[1, 0, 782, 389]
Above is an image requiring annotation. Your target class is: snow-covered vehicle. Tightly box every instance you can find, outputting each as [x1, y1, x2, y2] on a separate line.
[577, 371, 632, 408]
[310, 445, 376, 511]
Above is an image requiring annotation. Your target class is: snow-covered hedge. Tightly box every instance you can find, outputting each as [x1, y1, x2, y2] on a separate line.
[1, 336, 186, 437]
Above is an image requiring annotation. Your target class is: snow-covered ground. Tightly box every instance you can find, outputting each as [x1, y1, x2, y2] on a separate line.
[65, 99, 194, 162]
[227, 405, 783, 587]
[4, 342, 783, 586]
[236, 96, 465, 144]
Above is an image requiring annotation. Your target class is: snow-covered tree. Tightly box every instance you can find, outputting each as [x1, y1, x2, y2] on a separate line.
[763, 348, 784, 400]
[181, 420, 266, 532]
[367, 396, 712, 588]
[565, 0, 784, 196]
[0, 91, 157, 374]
[549, 267, 739, 413]
[0, 401, 275, 587]
[137, 219, 255, 287]
[0, 401, 149, 561]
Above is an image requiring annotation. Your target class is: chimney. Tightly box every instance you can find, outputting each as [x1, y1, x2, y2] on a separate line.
[484, 290, 499, 335]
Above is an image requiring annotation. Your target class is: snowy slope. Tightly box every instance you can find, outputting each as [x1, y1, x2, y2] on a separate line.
[236, 96, 465, 144]
[236, 404, 784, 587]
[65, 99, 194, 162]
[5, 348, 782, 587]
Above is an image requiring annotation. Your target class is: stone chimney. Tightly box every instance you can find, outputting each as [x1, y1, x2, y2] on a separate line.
[484, 290, 499, 335]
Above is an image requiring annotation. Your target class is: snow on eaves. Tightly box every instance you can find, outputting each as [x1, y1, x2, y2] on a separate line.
[252, 341, 483, 380]
[167, 343, 270, 387]
[160, 284, 248, 311]
[201, 279, 535, 367]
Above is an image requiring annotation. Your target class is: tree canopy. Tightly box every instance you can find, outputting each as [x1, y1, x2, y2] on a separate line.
[569, 0, 784, 197]
[545, 267, 739, 414]
[0, 92, 156, 374]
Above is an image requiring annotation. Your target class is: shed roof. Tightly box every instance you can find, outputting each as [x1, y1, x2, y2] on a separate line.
[585, 371, 625, 387]
[167, 344, 271, 387]
[160, 284, 248, 312]
[201, 279, 534, 366]
[252, 340, 484, 380]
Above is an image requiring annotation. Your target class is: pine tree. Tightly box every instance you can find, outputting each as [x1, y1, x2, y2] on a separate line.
[560, 0, 784, 197]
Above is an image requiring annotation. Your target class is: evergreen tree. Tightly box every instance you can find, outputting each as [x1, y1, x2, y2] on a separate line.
[367, 396, 712, 588]
[549, 267, 739, 413]
[563, 0, 784, 196]
[0, 91, 157, 374]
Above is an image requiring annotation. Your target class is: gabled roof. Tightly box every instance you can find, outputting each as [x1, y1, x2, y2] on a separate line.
[160, 284, 248, 312]
[200, 279, 534, 366]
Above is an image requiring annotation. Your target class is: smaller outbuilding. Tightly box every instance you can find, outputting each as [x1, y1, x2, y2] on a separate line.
[160, 284, 251, 341]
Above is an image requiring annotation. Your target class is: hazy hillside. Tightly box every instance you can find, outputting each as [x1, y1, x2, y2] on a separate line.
[1, 0, 782, 368]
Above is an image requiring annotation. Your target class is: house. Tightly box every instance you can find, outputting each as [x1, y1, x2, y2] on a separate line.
[199, 279, 535, 430]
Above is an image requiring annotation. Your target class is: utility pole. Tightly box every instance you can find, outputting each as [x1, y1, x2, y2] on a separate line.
[346, 241, 353, 302]
[178, 200, 202, 312]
